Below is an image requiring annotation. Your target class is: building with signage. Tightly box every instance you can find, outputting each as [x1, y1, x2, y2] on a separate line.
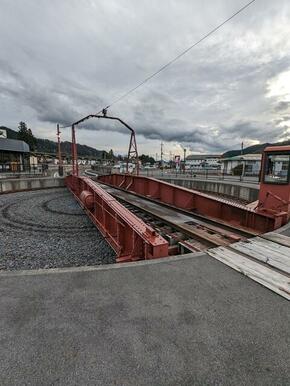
[185, 154, 221, 169]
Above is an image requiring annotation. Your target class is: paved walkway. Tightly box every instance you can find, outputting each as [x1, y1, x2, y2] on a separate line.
[1, 254, 289, 386]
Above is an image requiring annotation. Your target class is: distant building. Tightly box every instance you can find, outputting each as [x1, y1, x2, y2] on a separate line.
[0, 137, 30, 173]
[220, 154, 262, 175]
[185, 154, 221, 169]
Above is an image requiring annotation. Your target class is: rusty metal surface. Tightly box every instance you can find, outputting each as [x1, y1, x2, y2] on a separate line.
[66, 175, 168, 262]
[264, 145, 290, 152]
[71, 113, 139, 175]
[98, 182, 247, 249]
[98, 174, 278, 233]
[257, 146, 290, 223]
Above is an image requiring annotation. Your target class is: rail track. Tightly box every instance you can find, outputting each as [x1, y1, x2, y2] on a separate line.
[96, 181, 254, 255]
[1, 181, 289, 299]
[92, 180, 290, 300]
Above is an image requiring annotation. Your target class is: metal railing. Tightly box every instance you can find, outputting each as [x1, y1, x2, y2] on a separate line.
[0, 163, 46, 178]
[138, 169, 260, 184]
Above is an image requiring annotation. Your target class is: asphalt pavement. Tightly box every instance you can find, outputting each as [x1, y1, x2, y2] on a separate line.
[0, 253, 289, 386]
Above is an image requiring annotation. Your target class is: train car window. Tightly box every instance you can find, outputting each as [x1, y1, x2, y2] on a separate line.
[264, 154, 290, 184]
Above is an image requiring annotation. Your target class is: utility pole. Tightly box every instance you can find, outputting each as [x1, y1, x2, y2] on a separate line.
[183, 147, 187, 174]
[241, 142, 244, 180]
[160, 142, 164, 169]
[71, 124, 78, 176]
[57, 124, 63, 176]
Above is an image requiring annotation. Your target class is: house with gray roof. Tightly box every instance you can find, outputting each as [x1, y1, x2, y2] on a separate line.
[0, 136, 30, 173]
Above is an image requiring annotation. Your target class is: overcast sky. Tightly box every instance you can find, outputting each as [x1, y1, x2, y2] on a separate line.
[1, 0, 290, 159]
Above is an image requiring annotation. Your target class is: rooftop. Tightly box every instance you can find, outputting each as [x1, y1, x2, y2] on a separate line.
[186, 154, 221, 160]
[221, 153, 262, 161]
[0, 138, 30, 153]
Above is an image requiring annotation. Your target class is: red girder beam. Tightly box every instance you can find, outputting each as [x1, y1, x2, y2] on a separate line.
[97, 174, 280, 233]
[65, 175, 168, 262]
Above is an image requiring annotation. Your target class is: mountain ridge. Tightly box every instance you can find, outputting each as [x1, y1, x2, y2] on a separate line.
[222, 139, 290, 158]
[0, 126, 108, 159]
[2, 125, 290, 159]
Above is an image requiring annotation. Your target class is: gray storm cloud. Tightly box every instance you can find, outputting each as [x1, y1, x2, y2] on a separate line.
[1, 0, 290, 154]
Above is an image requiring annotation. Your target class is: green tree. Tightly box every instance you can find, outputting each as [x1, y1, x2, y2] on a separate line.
[232, 164, 243, 176]
[17, 122, 37, 151]
[108, 149, 114, 160]
[139, 154, 155, 165]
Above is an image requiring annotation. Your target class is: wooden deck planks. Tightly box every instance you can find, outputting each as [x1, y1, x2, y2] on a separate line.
[207, 246, 290, 300]
[230, 238, 290, 275]
[263, 232, 290, 248]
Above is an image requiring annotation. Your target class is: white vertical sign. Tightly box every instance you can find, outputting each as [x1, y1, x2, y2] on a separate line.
[0, 129, 7, 138]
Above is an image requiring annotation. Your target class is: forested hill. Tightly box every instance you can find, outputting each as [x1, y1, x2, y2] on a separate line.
[222, 139, 290, 158]
[3, 124, 289, 159]
[1, 126, 108, 158]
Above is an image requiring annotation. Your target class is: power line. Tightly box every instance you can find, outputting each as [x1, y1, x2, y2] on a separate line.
[60, 0, 257, 128]
[104, 0, 257, 110]
[59, 108, 104, 128]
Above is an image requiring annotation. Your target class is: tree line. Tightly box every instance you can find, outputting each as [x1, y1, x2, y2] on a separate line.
[11, 122, 156, 163]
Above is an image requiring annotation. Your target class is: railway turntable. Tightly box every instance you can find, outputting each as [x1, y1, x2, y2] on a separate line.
[65, 145, 290, 300]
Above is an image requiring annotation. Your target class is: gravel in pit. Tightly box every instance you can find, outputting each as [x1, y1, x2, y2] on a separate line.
[0, 188, 116, 270]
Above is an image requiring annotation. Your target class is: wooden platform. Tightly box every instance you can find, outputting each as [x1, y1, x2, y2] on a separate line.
[207, 235, 290, 300]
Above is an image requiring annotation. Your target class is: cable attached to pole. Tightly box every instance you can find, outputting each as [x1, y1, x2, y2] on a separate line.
[60, 0, 257, 127]
[104, 0, 257, 111]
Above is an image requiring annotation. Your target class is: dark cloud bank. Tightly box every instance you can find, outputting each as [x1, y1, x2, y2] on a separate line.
[1, 0, 290, 153]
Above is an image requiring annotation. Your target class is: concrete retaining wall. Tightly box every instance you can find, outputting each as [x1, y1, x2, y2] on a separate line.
[0, 177, 65, 194]
[159, 177, 259, 202]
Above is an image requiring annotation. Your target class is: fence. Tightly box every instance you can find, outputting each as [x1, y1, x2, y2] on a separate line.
[0, 162, 47, 177]
[139, 168, 260, 184]
[86, 165, 260, 184]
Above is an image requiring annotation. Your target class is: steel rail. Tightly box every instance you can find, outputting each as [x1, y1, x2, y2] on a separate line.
[97, 182, 247, 248]
[97, 174, 261, 238]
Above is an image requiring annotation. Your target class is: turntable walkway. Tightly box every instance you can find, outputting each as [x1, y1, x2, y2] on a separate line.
[0, 253, 289, 386]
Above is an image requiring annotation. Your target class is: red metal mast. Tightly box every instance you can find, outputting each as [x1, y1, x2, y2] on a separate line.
[127, 130, 139, 175]
[71, 111, 139, 176]
[71, 124, 79, 176]
[57, 124, 63, 176]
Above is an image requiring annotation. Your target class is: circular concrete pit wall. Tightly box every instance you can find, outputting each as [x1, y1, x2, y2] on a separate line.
[160, 177, 259, 203]
[0, 177, 66, 194]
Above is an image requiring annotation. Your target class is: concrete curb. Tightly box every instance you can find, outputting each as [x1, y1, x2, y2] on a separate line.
[0, 176, 65, 194]
[0, 252, 205, 277]
[159, 176, 259, 202]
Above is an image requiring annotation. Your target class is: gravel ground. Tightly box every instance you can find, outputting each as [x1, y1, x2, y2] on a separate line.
[0, 188, 116, 270]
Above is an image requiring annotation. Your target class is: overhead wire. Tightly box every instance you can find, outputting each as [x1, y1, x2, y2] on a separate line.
[59, 0, 257, 128]
[103, 0, 257, 110]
